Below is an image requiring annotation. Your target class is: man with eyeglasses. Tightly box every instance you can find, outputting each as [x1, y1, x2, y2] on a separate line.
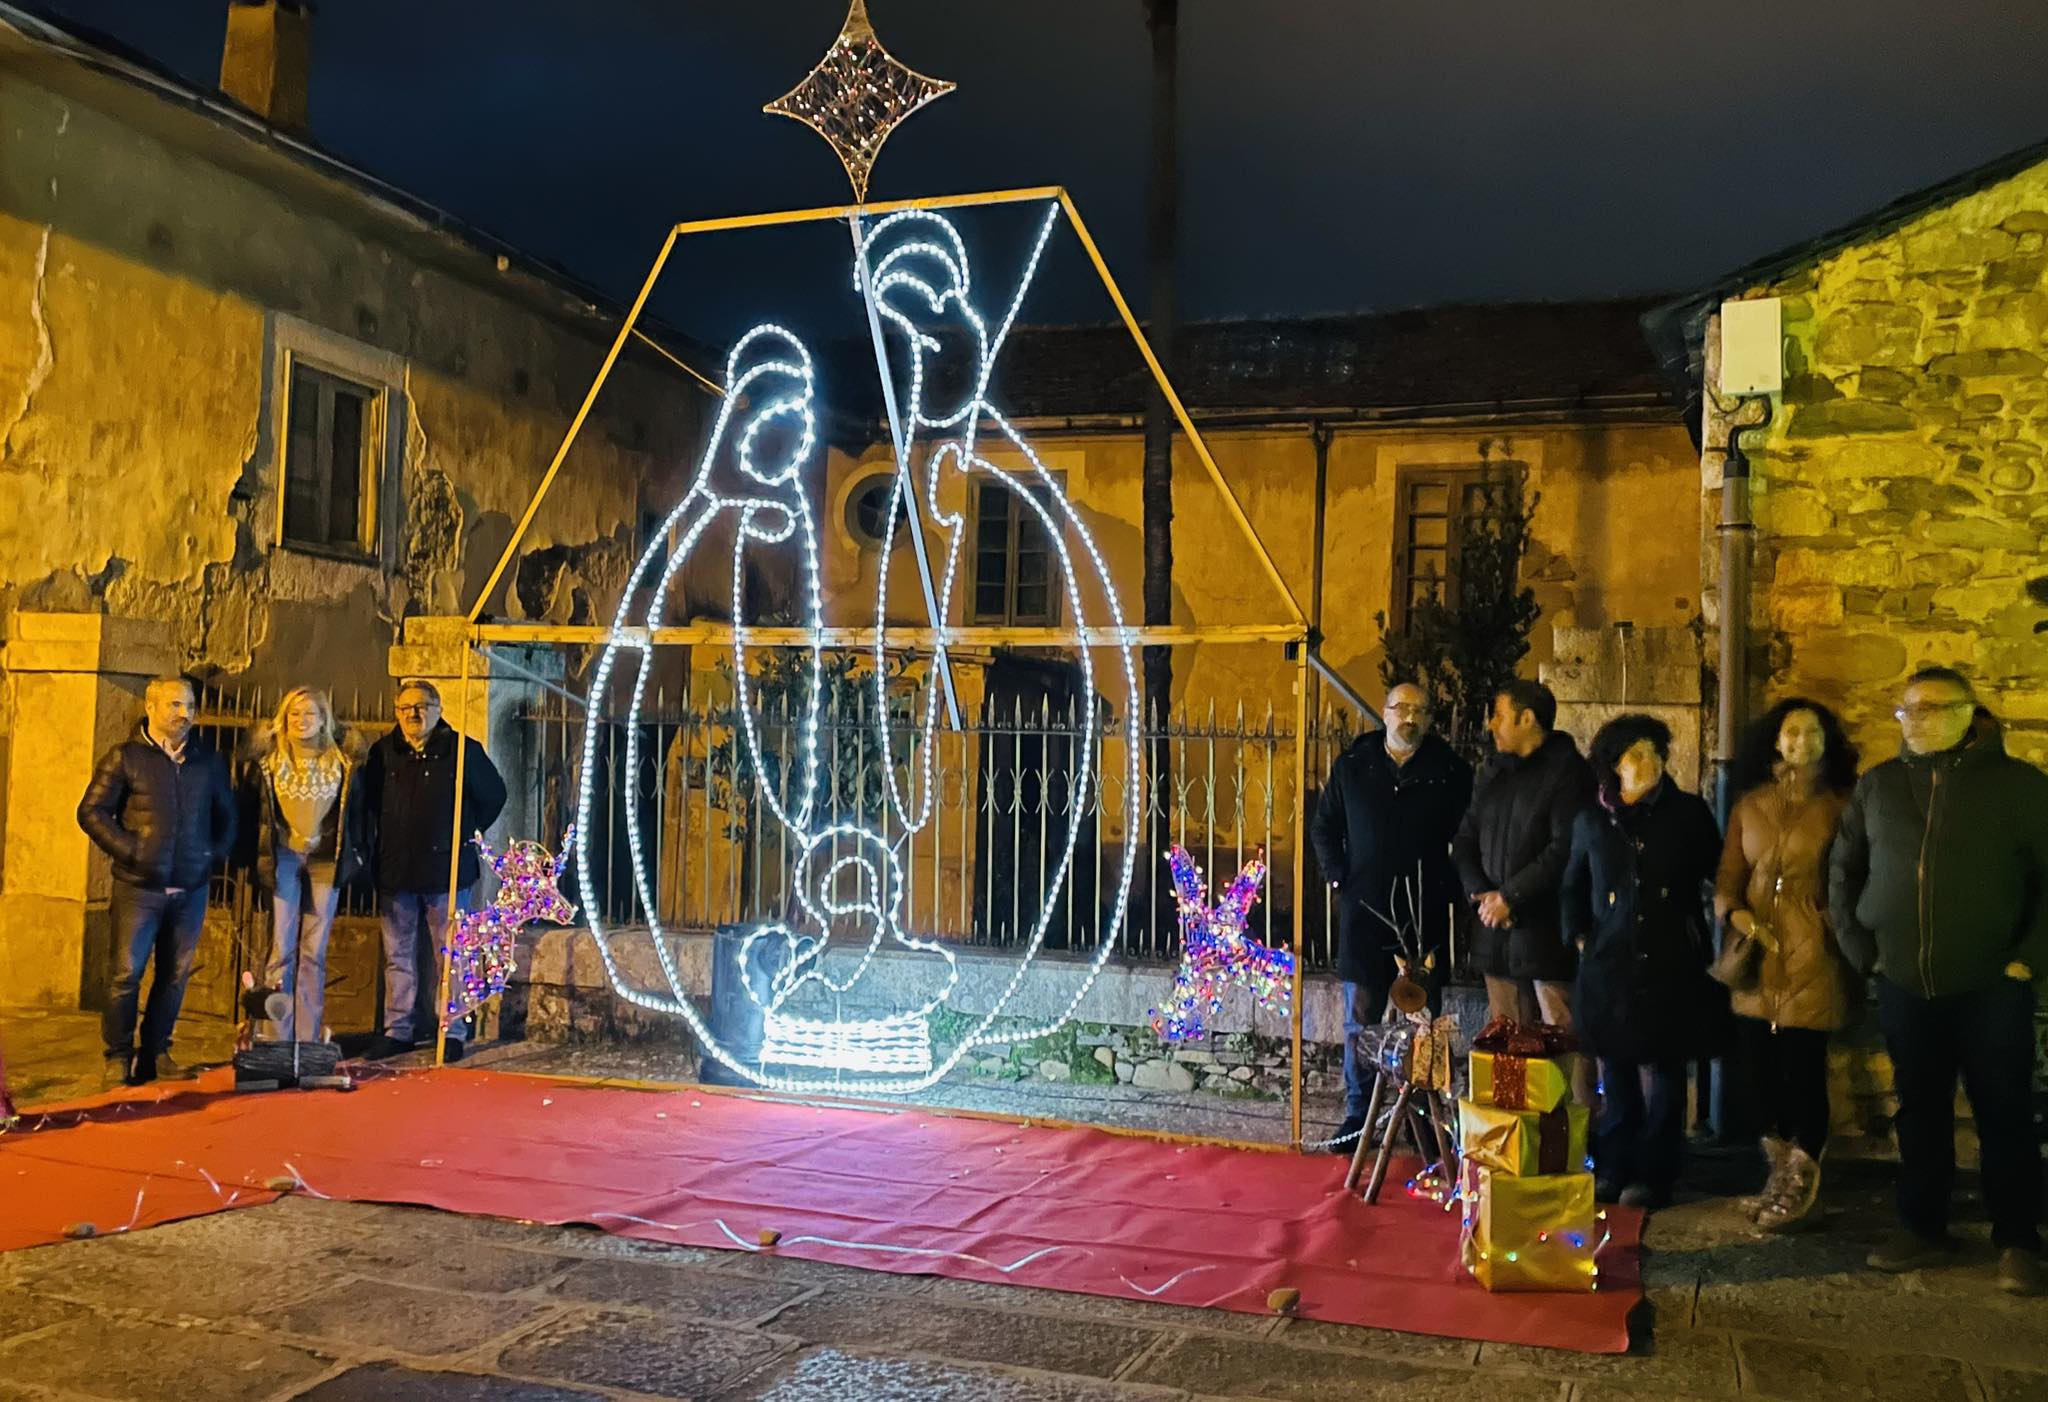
[1311, 682, 1473, 1150]
[1830, 665, 2048, 1294]
[360, 679, 506, 1060]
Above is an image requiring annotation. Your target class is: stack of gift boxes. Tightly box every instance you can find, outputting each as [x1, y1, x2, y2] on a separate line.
[1456, 1020, 1600, 1292]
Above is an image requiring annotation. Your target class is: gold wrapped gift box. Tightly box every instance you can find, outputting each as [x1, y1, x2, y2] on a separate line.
[1469, 1048, 1578, 1113]
[1458, 1161, 1600, 1293]
[1457, 1098, 1591, 1177]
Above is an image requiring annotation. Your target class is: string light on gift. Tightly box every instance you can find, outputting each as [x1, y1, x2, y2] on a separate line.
[442, 828, 578, 1027]
[1149, 845, 1293, 1042]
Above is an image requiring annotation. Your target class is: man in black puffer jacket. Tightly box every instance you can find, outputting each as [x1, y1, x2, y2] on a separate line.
[1830, 666, 2048, 1295]
[1453, 679, 1596, 1091]
[77, 677, 237, 1087]
[360, 679, 507, 1059]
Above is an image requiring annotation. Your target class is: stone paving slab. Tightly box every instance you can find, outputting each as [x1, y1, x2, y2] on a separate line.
[1477, 1327, 1741, 1395]
[1979, 1364, 2048, 1402]
[764, 1289, 1164, 1378]
[1733, 1334, 1977, 1402]
[291, 1363, 610, 1402]
[922, 1276, 1286, 1338]
[312, 1236, 577, 1295]
[253, 1279, 560, 1360]
[0, 1312, 335, 1402]
[7, 1235, 351, 1323]
[493, 1306, 794, 1397]
[1133, 1334, 1567, 1402]
[722, 1345, 1193, 1402]
[542, 1256, 811, 1322]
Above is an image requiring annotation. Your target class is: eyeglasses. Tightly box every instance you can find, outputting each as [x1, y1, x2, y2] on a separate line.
[1895, 702, 1970, 721]
[395, 703, 438, 717]
[1386, 704, 1430, 717]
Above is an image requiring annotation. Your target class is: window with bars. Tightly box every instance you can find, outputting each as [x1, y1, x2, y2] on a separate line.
[280, 359, 380, 558]
[969, 475, 1061, 626]
[1390, 464, 1525, 630]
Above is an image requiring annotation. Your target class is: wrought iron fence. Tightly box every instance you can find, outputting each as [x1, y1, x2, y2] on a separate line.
[516, 675, 1371, 971]
[188, 671, 1423, 974]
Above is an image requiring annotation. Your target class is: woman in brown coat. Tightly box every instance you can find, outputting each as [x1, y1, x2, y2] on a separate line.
[1715, 698, 1860, 1231]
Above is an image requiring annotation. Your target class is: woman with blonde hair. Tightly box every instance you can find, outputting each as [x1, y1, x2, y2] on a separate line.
[237, 687, 367, 1042]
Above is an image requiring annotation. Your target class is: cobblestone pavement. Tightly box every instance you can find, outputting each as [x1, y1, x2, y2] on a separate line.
[5, 1013, 2044, 1400]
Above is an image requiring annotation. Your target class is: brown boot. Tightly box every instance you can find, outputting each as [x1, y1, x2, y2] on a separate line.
[1743, 1135, 1793, 1221]
[1756, 1147, 1821, 1232]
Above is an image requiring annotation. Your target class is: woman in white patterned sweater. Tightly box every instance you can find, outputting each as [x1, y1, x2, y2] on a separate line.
[237, 688, 368, 1043]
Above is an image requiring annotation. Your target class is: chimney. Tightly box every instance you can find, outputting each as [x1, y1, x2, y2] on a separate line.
[219, 0, 311, 133]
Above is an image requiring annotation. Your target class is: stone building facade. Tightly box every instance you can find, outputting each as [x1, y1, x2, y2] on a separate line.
[1653, 141, 2048, 767]
[0, 4, 704, 1009]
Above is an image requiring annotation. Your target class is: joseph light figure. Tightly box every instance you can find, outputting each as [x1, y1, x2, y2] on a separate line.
[574, 203, 1142, 1091]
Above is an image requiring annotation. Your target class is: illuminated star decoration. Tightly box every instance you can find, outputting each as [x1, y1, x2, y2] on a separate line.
[441, 827, 578, 1027]
[1149, 845, 1293, 1042]
[763, 0, 955, 201]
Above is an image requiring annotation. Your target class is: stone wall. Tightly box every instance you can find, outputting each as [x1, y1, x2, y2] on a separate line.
[1723, 158, 2048, 763]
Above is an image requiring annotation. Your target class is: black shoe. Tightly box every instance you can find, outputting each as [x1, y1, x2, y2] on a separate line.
[151, 1054, 201, 1082]
[1867, 1229, 1956, 1273]
[441, 1038, 466, 1064]
[102, 1056, 132, 1091]
[365, 1035, 414, 1061]
[1329, 1114, 1366, 1154]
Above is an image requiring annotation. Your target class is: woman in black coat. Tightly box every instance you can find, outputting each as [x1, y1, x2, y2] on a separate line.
[1562, 713, 1723, 1210]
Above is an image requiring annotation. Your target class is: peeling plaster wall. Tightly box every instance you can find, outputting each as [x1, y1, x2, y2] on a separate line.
[0, 63, 698, 701]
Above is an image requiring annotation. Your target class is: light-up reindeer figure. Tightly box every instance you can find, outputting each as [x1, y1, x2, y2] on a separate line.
[1150, 845, 1293, 1042]
[441, 827, 578, 1029]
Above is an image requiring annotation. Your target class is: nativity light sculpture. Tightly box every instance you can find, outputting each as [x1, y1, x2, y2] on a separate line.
[574, 204, 1142, 1090]
[438, 0, 1309, 1117]
[557, 0, 1150, 1093]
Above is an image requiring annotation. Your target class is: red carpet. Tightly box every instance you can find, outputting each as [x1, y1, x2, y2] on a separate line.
[0, 1068, 1641, 1351]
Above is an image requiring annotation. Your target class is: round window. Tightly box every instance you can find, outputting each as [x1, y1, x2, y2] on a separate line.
[846, 473, 909, 550]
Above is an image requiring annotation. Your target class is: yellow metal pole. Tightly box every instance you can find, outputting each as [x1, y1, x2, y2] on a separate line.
[1054, 190, 1308, 631]
[466, 226, 682, 625]
[629, 327, 724, 398]
[1290, 643, 1308, 1150]
[466, 621, 1309, 649]
[433, 635, 472, 1069]
[669, 185, 1065, 239]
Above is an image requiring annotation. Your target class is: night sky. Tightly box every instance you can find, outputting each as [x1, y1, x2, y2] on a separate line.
[24, 0, 2048, 346]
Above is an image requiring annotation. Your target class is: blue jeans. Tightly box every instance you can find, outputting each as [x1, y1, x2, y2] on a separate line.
[1594, 1057, 1688, 1195]
[378, 888, 470, 1044]
[101, 883, 209, 1061]
[1341, 981, 1382, 1117]
[267, 849, 338, 1042]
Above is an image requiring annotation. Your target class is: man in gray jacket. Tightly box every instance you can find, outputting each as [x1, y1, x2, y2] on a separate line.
[1830, 666, 2048, 1295]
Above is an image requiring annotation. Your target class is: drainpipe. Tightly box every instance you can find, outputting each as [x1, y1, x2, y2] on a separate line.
[1302, 421, 1374, 723]
[1309, 420, 1332, 681]
[1714, 397, 1772, 812]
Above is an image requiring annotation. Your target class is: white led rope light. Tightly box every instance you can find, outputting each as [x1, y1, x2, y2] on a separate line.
[573, 202, 1144, 1093]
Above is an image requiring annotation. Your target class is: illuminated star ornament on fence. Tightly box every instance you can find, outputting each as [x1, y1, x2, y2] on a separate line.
[1150, 845, 1293, 1042]
[763, 0, 955, 201]
[442, 828, 578, 1027]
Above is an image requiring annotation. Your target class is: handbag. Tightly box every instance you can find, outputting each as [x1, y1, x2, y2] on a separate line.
[1710, 918, 1773, 992]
